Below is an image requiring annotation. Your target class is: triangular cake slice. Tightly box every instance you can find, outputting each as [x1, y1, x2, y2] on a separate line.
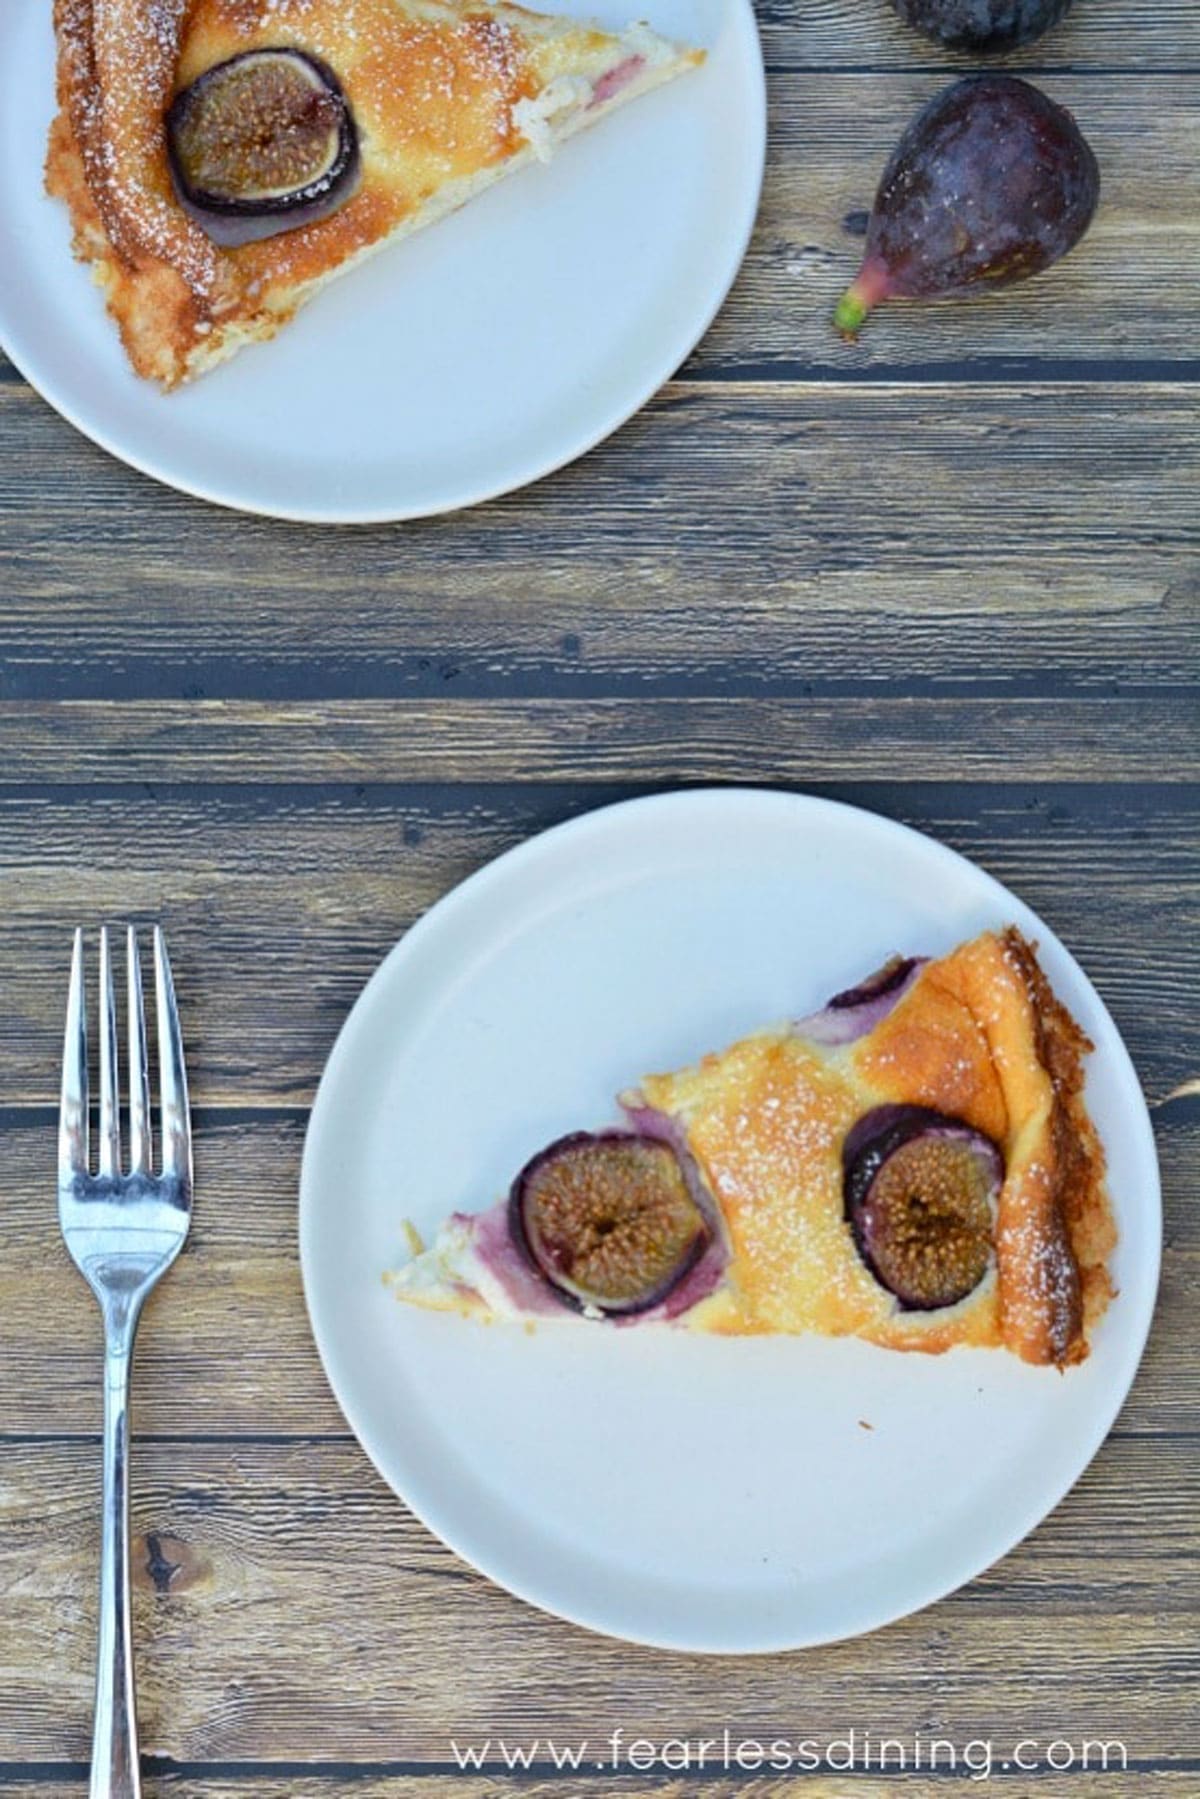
[47, 0, 703, 387]
[390, 929, 1116, 1366]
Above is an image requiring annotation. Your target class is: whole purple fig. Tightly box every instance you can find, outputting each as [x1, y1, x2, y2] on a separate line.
[889, 0, 1074, 53]
[834, 75, 1099, 339]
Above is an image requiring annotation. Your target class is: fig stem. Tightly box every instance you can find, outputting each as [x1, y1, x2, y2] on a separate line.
[834, 286, 871, 339]
[833, 257, 891, 341]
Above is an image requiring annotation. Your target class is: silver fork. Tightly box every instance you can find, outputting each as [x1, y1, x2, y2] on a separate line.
[58, 926, 193, 1799]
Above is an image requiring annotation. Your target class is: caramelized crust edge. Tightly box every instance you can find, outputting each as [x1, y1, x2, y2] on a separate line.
[1000, 926, 1116, 1365]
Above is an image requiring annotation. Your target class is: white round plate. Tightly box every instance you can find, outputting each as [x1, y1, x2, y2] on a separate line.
[300, 789, 1161, 1652]
[0, 0, 763, 522]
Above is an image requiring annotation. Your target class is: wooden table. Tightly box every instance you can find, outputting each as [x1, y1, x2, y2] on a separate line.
[1, 0, 1196, 1792]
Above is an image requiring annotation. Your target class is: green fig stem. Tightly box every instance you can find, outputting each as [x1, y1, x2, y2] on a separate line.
[833, 257, 891, 342]
[834, 286, 871, 338]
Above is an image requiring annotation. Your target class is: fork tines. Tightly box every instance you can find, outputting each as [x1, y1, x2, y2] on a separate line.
[59, 925, 192, 1186]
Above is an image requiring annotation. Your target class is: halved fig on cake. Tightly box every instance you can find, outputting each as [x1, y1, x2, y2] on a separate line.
[843, 1105, 1003, 1310]
[511, 1130, 712, 1315]
[166, 50, 360, 247]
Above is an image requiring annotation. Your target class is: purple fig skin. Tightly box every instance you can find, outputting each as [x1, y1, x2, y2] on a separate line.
[166, 50, 360, 249]
[795, 955, 926, 1047]
[843, 1105, 1003, 1311]
[889, 0, 1074, 53]
[510, 1130, 712, 1317]
[834, 75, 1099, 338]
[827, 955, 919, 1012]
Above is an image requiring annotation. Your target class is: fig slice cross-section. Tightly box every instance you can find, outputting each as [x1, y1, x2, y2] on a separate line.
[511, 1130, 712, 1315]
[843, 1105, 1004, 1310]
[166, 49, 360, 247]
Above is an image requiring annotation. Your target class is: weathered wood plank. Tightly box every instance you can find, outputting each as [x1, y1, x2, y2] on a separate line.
[0, 1112, 1192, 1435]
[754, 0, 1200, 71]
[0, 697, 1194, 783]
[0, 1434, 1194, 1764]
[0, 388, 1196, 695]
[3, 1779, 1195, 1798]
[0, 784, 1192, 1106]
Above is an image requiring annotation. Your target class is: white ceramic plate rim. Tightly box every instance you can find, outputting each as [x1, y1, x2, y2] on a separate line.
[0, 1, 765, 523]
[299, 788, 1162, 1652]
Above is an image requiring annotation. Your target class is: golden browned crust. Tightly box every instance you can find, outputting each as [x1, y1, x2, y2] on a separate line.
[45, 0, 701, 387]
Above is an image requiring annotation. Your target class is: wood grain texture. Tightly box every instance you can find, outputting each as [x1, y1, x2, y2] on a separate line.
[0, 697, 1196, 782]
[0, 1111, 1193, 1437]
[0, 385, 1197, 695]
[4, 1782, 1197, 1799]
[1, 1431, 1196, 1765]
[0, 784, 1193, 1106]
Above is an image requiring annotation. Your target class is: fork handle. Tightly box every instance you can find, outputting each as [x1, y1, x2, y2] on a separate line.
[92, 1298, 143, 1799]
